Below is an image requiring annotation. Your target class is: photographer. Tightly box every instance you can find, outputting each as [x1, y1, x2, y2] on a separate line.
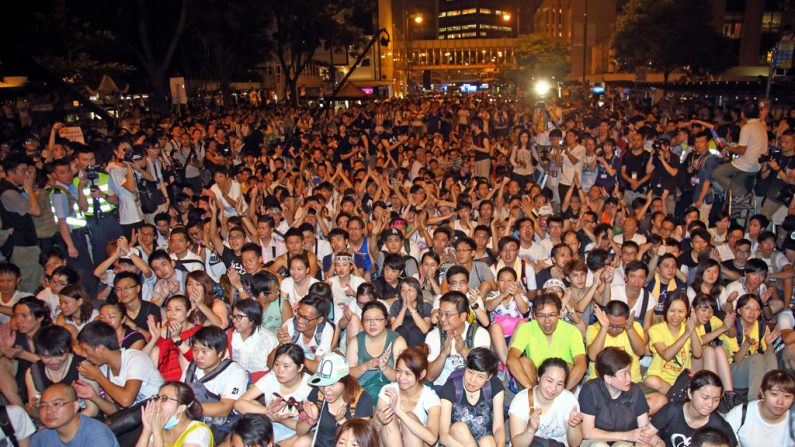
[648, 138, 681, 214]
[759, 129, 795, 220]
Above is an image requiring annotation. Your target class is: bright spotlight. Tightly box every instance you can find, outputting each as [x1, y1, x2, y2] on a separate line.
[534, 80, 552, 97]
[414, 15, 423, 24]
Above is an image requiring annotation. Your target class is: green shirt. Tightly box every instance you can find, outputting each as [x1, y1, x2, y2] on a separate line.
[510, 319, 585, 366]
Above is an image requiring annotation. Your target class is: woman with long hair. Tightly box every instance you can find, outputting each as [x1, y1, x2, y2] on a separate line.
[646, 370, 737, 447]
[235, 343, 312, 447]
[644, 292, 703, 394]
[347, 301, 406, 403]
[687, 259, 724, 307]
[280, 254, 319, 309]
[484, 267, 529, 364]
[98, 301, 146, 350]
[136, 381, 213, 447]
[228, 299, 278, 377]
[185, 270, 228, 328]
[375, 345, 441, 447]
[439, 347, 505, 447]
[295, 352, 373, 447]
[690, 294, 741, 411]
[389, 277, 433, 348]
[509, 358, 583, 447]
[55, 285, 98, 339]
[143, 295, 200, 381]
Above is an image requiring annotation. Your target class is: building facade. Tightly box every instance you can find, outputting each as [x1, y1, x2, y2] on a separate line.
[437, 0, 515, 39]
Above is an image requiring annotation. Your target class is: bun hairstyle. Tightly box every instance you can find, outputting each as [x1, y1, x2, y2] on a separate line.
[163, 381, 204, 420]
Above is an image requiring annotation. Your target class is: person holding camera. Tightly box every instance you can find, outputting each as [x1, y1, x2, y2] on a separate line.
[759, 129, 795, 220]
[648, 138, 681, 215]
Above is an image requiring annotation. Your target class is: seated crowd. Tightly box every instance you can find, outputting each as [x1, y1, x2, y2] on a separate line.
[0, 93, 794, 447]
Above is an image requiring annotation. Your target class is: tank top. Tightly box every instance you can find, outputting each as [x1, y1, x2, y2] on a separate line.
[29, 354, 84, 395]
[166, 421, 214, 447]
[356, 330, 397, 402]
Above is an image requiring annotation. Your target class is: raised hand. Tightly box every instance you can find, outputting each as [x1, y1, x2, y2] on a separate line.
[567, 406, 583, 426]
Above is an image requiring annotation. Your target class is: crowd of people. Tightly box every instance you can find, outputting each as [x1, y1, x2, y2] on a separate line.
[0, 90, 793, 447]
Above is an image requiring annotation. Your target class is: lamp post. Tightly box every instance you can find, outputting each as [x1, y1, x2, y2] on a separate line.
[582, 0, 588, 84]
[404, 11, 423, 95]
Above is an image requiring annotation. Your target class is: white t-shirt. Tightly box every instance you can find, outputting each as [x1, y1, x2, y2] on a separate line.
[509, 387, 579, 445]
[181, 360, 248, 401]
[108, 165, 144, 225]
[725, 400, 791, 447]
[377, 383, 440, 425]
[519, 242, 549, 265]
[560, 144, 586, 185]
[733, 118, 768, 173]
[719, 280, 767, 310]
[426, 322, 491, 386]
[280, 277, 320, 309]
[610, 285, 657, 320]
[254, 372, 313, 442]
[210, 180, 245, 217]
[329, 275, 366, 318]
[613, 233, 647, 246]
[101, 349, 164, 405]
[754, 250, 791, 280]
[0, 405, 35, 444]
[230, 327, 279, 373]
[283, 318, 335, 360]
[36, 287, 60, 320]
[171, 251, 205, 273]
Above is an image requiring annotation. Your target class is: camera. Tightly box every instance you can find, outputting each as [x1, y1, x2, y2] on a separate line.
[595, 149, 604, 157]
[85, 165, 101, 182]
[759, 153, 772, 164]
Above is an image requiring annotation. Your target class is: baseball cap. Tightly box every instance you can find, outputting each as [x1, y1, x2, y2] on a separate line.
[308, 352, 349, 387]
[385, 228, 404, 240]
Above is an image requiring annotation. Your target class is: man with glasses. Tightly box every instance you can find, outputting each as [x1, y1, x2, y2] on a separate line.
[425, 291, 490, 390]
[507, 294, 586, 391]
[112, 271, 161, 340]
[722, 237, 752, 282]
[273, 294, 334, 373]
[30, 383, 116, 447]
[450, 237, 493, 293]
[493, 236, 538, 300]
[346, 216, 372, 276]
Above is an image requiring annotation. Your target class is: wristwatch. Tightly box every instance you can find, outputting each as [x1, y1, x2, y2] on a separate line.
[173, 339, 183, 347]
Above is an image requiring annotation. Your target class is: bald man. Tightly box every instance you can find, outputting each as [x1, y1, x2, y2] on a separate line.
[30, 384, 119, 447]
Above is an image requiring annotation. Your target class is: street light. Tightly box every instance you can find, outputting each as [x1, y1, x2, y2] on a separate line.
[534, 79, 552, 97]
[404, 12, 423, 94]
[414, 15, 423, 24]
[502, 13, 511, 22]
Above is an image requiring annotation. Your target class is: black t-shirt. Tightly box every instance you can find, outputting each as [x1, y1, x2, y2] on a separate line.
[473, 132, 490, 161]
[578, 379, 649, 433]
[621, 150, 651, 191]
[650, 155, 682, 194]
[439, 374, 504, 438]
[129, 300, 162, 330]
[307, 388, 373, 447]
[222, 246, 244, 274]
[721, 260, 745, 280]
[375, 276, 400, 301]
[650, 402, 738, 447]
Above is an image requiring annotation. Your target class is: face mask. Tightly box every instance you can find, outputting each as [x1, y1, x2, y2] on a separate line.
[163, 413, 181, 430]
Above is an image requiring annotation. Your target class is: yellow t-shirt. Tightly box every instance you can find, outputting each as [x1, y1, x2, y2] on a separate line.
[722, 320, 769, 360]
[510, 319, 586, 367]
[585, 321, 645, 383]
[646, 322, 692, 385]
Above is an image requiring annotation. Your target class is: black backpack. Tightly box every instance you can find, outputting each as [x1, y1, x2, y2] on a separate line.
[135, 170, 164, 214]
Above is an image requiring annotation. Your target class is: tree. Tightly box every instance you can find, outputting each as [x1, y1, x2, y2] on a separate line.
[499, 33, 570, 93]
[4, 0, 134, 88]
[611, 0, 734, 87]
[262, 0, 369, 106]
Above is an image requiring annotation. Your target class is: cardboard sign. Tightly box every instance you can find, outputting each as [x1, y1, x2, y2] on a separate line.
[58, 126, 85, 144]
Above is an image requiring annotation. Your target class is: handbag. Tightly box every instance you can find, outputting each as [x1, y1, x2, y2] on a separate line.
[105, 398, 152, 436]
[666, 369, 693, 404]
[526, 388, 566, 447]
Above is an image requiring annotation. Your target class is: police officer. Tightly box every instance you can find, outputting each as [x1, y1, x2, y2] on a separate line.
[48, 158, 95, 294]
[72, 145, 122, 266]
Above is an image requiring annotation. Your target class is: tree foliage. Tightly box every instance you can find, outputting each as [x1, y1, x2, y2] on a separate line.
[263, 0, 370, 105]
[611, 0, 734, 84]
[514, 33, 571, 80]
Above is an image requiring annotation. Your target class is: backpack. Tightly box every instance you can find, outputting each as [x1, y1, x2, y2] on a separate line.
[439, 323, 477, 350]
[0, 406, 17, 447]
[734, 318, 766, 354]
[451, 367, 492, 404]
[135, 170, 164, 214]
[292, 318, 332, 347]
[184, 358, 234, 403]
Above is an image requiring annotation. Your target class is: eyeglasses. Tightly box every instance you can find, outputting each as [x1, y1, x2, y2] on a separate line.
[736, 250, 751, 254]
[448, 280, 467, 288]
[439, 312, 461, 320]
[37, 400, 75, 410]
[231, 314, 249, 322]
[229, 234, 246, 240]
[363, 317, 385, 324]
[151, 394, 179, 403]
[535, 313, 559, 320]
[114, 284, 139, 292]
[295, 312, 320, 323]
